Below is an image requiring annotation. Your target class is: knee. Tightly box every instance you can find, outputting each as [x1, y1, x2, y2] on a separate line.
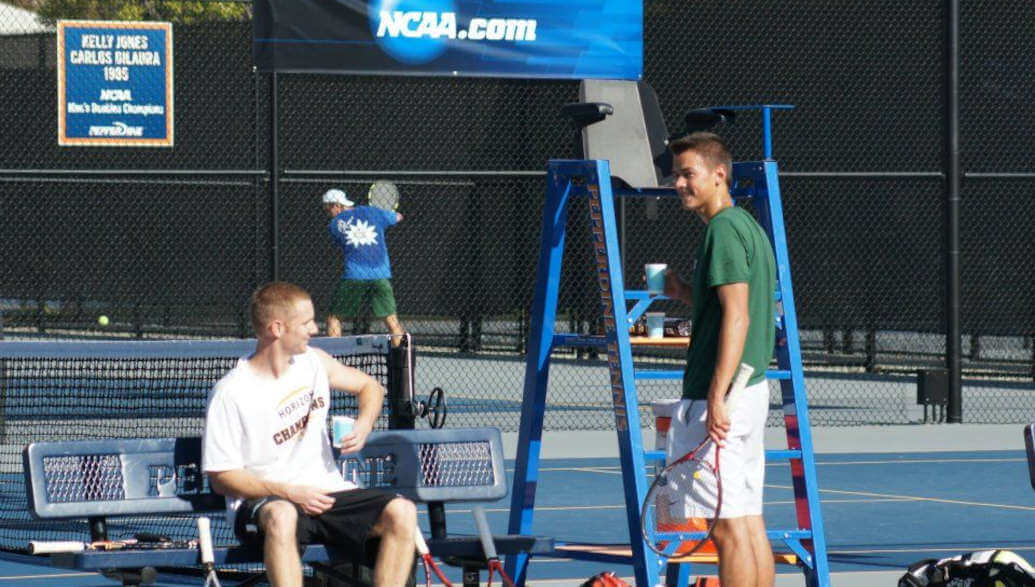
[711, 518, 748, 548]
[381, 497, 417, 535]
[259, 501, 299, 542]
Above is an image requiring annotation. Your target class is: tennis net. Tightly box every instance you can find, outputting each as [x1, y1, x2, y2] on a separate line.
[0, 334, 405, 553]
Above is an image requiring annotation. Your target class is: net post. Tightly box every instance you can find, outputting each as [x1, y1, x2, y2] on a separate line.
[388, 334, 415, 430]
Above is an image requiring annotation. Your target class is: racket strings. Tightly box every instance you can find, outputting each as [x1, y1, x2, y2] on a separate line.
[644, 444, 721, 557]
[369, 181, 400, 211]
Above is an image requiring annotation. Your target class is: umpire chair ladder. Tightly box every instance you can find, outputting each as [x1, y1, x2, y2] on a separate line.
[505, 105, 830, 586]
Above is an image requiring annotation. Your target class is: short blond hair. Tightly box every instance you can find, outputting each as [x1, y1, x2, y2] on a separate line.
[249, 281, 310, 333]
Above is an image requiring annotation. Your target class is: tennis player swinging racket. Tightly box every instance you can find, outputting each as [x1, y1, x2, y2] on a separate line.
[641, 363, 754, 558]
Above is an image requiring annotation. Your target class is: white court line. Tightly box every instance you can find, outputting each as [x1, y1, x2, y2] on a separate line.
[765, 497, 912, 506]
[0, 572, 98, 580]
[528, 466, 621, 473]
[813, 457, 1025, 466]
[525, 456, 1025, 474]
[430, 495, 909, 517]
[829, 545, 1035, 555]
[768, 483, 1035, 511]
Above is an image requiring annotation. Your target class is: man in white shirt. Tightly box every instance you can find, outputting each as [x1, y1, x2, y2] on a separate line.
[203, 281, 416, 587]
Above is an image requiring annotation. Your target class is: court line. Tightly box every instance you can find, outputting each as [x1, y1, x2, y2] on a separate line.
[434, 496, 912, 517]
[829, 545, 1035, 555]
[0, 572, 99, 580]
[768, 483, 1035, 511]
[529, 456, 1025, 474]
[814, 457, 1025, 466]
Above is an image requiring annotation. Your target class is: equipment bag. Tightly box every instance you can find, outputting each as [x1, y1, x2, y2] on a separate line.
[898, 549, 1035, 586]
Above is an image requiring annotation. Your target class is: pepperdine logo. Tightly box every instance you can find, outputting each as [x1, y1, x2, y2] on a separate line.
[369, 0, 536, 64]
[88, 121, 144, 137]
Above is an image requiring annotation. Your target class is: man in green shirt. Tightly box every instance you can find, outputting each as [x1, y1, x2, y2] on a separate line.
[663, 132, 777, 587]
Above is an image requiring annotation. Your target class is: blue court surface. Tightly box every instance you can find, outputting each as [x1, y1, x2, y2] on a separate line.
[2, 433, 1033, 586]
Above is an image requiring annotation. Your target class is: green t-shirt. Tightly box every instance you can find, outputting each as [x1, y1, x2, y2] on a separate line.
[682, 206, 777, 400]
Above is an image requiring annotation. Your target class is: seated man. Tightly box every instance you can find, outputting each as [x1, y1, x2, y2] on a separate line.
[203, 281, 417, 587]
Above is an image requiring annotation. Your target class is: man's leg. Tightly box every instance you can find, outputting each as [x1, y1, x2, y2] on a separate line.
[371, 280, 404, 347]
[713, 517, 756, 587]
[330, 280, 363, 338]
[369, 497, 417, 587]
[746, 514, 774, 586]
[327, 314, 342, 337]
[258, 500, 303, 587]
[383, 314, 405, 347]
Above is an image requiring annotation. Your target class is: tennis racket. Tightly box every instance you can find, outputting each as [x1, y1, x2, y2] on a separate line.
[473, 506, 514, 587]
[28, 537, 196, 554]
[414, 526, 452, 587]
[197, 516, 222, 587]
[368, 180, 400, 211]
[640, 362, 755, 558]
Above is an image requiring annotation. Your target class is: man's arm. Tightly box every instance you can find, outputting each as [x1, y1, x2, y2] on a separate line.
[705, 281, 750, 444]
[208, 469, 335, 516]
[314, 347, 384, 453]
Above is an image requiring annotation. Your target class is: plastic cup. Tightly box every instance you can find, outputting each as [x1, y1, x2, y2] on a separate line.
[332, 415, 355, 448]
[645, 263, 667, 294]
[646, 312, 665, 338]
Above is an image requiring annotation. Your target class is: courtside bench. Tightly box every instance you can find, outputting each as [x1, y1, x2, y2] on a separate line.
[24, 427, 553, 586]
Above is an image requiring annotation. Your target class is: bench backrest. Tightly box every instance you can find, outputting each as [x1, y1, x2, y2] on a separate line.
[25, 427, 506, 520]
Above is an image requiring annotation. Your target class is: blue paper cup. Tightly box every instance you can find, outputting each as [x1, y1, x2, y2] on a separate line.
[332, 416, 355, 448]
[645, 263, 667, 294]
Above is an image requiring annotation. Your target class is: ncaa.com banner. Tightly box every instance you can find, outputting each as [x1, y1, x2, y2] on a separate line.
[254, 0, 641, 79]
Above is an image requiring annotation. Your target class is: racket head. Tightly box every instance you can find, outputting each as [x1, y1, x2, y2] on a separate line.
[368, 180, 400, 211]
[641, 442, 721, 557]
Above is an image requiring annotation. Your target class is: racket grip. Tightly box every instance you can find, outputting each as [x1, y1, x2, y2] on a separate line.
[413, 526, 430, 555]
[28, 541, 86, 554]
[472, 506, 498, 560]
[197, 516, 215, 564]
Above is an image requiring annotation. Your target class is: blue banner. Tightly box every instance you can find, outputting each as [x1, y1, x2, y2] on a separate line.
[57, 21, 174, 147]
[254, 0, 641, 80]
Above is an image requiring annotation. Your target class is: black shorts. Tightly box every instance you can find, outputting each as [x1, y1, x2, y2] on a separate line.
[234, 489, 399, 549]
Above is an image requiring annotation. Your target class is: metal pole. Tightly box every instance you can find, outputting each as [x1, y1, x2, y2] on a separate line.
[945, 0, 962, 422]
[269, 71, 280, 282]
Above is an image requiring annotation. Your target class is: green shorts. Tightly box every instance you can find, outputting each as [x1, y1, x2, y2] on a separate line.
[330, 279, 397, 319]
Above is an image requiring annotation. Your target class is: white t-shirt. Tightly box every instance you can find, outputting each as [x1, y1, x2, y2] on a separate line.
[202, 347, 353, 526]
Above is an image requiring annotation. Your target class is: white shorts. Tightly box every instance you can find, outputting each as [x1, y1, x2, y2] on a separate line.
[664, 379, 769, 519]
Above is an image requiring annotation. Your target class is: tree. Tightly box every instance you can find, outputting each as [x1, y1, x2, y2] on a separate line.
[12, 0, 249, 25]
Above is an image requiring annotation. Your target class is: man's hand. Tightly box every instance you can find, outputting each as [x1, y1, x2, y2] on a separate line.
[286, 485, 336, 516]
[706, 399, 731, 447]
[664, 269, 691, 304]
[336, 419, 372, 455]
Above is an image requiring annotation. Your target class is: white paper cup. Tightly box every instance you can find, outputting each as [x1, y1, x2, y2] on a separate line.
[332, 415, 355, 448]
[646, 312, 665, 338]
[645, 263, 667, 294]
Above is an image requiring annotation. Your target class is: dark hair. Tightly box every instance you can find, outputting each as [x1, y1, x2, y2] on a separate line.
[250, 281, 310, 333]
[668, 131, 733, 186]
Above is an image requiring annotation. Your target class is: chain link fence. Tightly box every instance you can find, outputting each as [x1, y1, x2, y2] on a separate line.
[1, 0, 1033, 432]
